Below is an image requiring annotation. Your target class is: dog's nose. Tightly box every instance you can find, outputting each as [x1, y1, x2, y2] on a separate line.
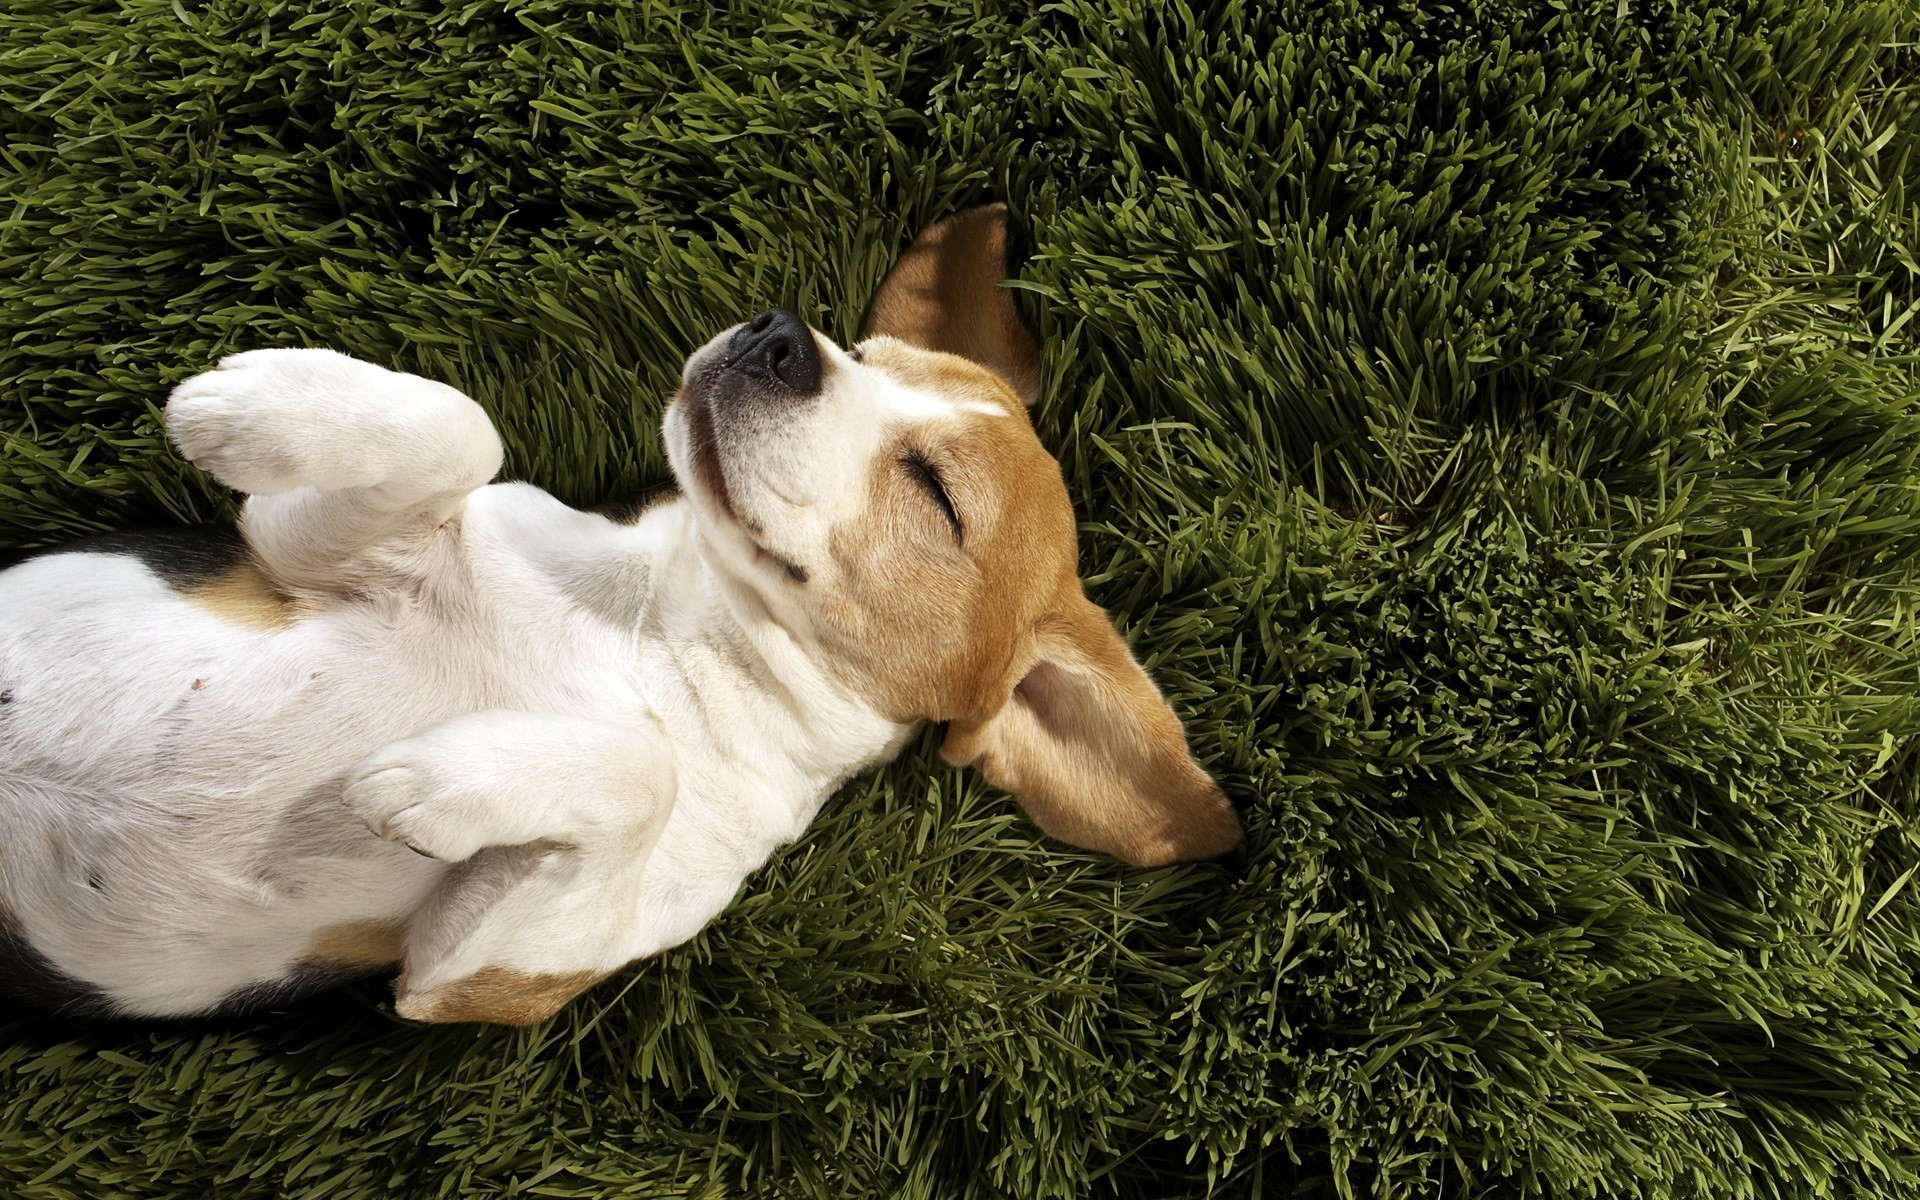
[726, 309, 821, 394]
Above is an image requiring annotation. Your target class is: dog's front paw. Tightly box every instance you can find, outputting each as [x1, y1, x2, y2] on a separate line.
[342, 745, 494, 863]
[166, 348, 470, 496]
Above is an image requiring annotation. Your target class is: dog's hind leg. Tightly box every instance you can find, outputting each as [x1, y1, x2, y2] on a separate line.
[164, 349, 504, 591]
[340, 710, 679, 1025]
[386, 842, 656, 1025]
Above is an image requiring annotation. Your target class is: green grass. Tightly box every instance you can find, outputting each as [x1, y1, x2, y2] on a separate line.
[4, 0, 1920, 1196]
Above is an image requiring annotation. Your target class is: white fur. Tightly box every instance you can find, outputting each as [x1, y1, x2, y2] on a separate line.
[0, 346, 918, 1017]
[660, 331, 988, 627]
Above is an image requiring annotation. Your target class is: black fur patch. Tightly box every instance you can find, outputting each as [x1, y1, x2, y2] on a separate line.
[0, 526, 249, 589]
[592, 485, 679, 525]
[0, 909, 116, 1019]
[0, 908, 393, 1022]
[214, 960, 391, 1018]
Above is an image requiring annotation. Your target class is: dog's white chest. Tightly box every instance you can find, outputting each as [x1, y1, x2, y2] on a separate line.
[0, 486, 899, 1017]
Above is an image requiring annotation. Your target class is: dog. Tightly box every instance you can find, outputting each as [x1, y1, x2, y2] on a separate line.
[0, 206, 1240, 1026]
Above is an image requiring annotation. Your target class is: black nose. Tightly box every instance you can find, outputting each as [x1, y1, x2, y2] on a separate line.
[726, 308, 821, 394]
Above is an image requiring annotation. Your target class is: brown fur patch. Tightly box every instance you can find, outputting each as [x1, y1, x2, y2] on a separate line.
[394, 965, 610, 1026]
[183, 561, 302, 630]
[303, 917, 407, 968]
[860, 203, 1041, 404]
[819, 343, 1076, 724]
[816, 365, 1240, 863]
[939, 598, 1242, 866]
[857, 339, 1027, 417]
[829, 204, 1240, 865]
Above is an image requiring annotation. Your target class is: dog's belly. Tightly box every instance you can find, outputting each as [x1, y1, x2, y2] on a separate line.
[0, 502, 848, 1020]
[0, 546, 456, 1015]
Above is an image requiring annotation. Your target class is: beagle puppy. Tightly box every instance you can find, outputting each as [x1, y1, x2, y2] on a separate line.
[0, 206, 1239, 1026]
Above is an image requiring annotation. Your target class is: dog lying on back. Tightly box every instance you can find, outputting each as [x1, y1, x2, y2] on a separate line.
[0, 207, 1240, 1026]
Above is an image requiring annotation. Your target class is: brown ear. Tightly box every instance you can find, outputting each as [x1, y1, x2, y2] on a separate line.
[939, 594, 1241, 866]
[861, 202, 1042, 405]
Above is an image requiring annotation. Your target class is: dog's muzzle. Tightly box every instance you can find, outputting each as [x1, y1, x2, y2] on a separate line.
[720, 308, 822, 396]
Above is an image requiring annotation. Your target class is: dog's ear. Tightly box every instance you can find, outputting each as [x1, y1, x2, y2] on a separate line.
[940, 591, 1241, 866]
[861, 203, 1042, 405]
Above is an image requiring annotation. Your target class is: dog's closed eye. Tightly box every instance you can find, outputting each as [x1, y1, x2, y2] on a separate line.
[903, 450, 962, 543]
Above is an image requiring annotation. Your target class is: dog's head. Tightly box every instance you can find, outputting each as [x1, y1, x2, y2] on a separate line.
[662, 205, 1240, 867]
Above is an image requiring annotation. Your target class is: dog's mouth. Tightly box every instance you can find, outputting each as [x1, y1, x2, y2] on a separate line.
[682, 388, 735, 522]
[678, 385, 810, 585]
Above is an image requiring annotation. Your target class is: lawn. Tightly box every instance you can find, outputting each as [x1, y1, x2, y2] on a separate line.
[3, 1, 1919, 1197]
